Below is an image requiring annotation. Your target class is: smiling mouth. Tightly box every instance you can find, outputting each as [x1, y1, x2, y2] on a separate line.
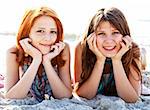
[103, 46, 116, 51]
[39, 43, 51, 47]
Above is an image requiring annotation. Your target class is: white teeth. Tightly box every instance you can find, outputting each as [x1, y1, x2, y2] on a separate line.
[104, 47, 115, 50]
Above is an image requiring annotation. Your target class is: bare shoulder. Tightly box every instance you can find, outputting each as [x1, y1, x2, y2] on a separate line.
[75, 41, 83, 53]
[74, 41, 83, 82]
[7, 45, 17, 54]
[6, 45, 18, 60]
[64, 42, 70, 51]
[61, 42, 70, 59]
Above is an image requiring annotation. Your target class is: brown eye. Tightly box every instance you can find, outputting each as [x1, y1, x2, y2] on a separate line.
[36, 30, 45, 33]
[97, 32, 105, 36]
[50, 31, 57, 34]
[112, 31, 120, 35]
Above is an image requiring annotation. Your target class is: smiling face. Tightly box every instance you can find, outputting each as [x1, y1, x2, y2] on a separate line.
[29, 16, 57, 55]
[96, 21, 123, 58]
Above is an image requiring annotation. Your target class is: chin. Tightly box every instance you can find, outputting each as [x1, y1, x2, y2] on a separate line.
[40, 50, 50, 55]
[104, 53, 116, 58]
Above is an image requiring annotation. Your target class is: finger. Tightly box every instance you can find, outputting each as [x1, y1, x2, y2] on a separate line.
[24, 38, 32, 42]
[86, 33, 94, 41]
[50, 45, 58, 52]
[56, 42, 65, 52]
[93, 36, 97, 50]
[125, 35, 132, 42]
[87, 34, 94, 49]
[120, 41, 129, 52]
[23, 38, 35, 51]
[119, 42, 129, 55]
[19, 39, 29, 53]
[59, 42, 66, 49]
[87, 33, 94, 44]
[124, 36, 132, 46]
[19, 40, 26, 51]
[122, 37, 130, 48]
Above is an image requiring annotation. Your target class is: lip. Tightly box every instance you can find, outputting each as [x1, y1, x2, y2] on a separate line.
[103, 46, 116, 51]
[39, 43, 51, 47]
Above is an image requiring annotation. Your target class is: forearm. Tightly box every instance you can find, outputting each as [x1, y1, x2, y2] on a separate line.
[5, 60, 41, 99]
[112, 60, 139, 102]
[77, 59, 105, 99]
[43, 61, 72, 98]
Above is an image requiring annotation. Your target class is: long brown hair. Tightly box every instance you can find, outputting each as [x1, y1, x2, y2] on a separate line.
[79, 7, 141, 86]
[16, 7, 65, 77]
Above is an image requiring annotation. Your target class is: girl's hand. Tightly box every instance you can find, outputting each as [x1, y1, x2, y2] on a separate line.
[112, 35, 132, 61]
[87, 33, 106, 61]
[19, 38, 42, 61]
[42, 41, 65, 63]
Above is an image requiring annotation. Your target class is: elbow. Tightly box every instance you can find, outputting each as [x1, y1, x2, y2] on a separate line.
[4, 91, 26, 99]
[64, 88, 73, 98]
[55, 89, 72, 99]
[4, 92, 13, 99]
[63, 90, 72, 98]
[125, 96, 139, 103]
[119, 93, 139, 103]
[66, 92, 72, 98]
[4, 92, 16, 99]
[76, 90, 95, 99]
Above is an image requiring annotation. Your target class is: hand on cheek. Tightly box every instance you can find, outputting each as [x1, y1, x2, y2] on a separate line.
[87, 33, 106, 61]
[112, 36, 132, 60]
[42, 42, 65, 63]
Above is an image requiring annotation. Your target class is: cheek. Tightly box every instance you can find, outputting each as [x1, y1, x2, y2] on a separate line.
[96, 38, 103, 50]
[115, 37, 122, 46]
[116, 35, 123, 42]
[52, 36, 57, 43]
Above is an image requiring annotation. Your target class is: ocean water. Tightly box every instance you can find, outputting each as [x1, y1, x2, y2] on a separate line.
[0, 35, 150, 76]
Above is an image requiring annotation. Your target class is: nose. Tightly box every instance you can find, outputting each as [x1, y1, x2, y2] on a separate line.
[104, 35, 114, 43]
[44, 34, 51, 41]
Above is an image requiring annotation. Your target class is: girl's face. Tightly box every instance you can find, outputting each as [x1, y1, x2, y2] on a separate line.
[29, 16, 57, 55]
[96, 21, 123, 58]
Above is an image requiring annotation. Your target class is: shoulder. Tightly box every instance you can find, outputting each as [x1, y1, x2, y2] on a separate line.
[75, 41, 83, 53]
[7, 45, 18, 54]
[6, 46, 19, 66]
[62, 42, 70, 54]
[64, 42, 70, 51]
[6, 46, 18, 60]
[61, 42, 70, 59]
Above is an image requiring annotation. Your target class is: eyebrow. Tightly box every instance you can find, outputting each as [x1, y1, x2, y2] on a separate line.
[37, 27, 57, 30]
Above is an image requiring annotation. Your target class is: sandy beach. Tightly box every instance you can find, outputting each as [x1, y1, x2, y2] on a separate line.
[0, 35, 150, 110]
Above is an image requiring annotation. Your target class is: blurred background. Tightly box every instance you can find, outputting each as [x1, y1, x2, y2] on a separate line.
[0, 0, 150, 75]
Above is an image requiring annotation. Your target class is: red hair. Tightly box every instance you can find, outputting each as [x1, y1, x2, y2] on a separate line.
[16, 7, 65, 77]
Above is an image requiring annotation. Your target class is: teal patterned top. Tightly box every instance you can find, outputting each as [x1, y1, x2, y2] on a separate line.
[97, 58, 118, 96]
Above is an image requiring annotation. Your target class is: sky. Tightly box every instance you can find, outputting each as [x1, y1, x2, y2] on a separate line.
[0, 0, 150, 36]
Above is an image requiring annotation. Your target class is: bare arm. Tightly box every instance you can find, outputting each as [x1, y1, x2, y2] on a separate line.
[112, 59, 141, 103]
[74, 42, 82, 82]
[5, 39, 42, 99]
[74, 42, 105, 99]
[111, 36, 141, 103]
[43, 42, 72, 99]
